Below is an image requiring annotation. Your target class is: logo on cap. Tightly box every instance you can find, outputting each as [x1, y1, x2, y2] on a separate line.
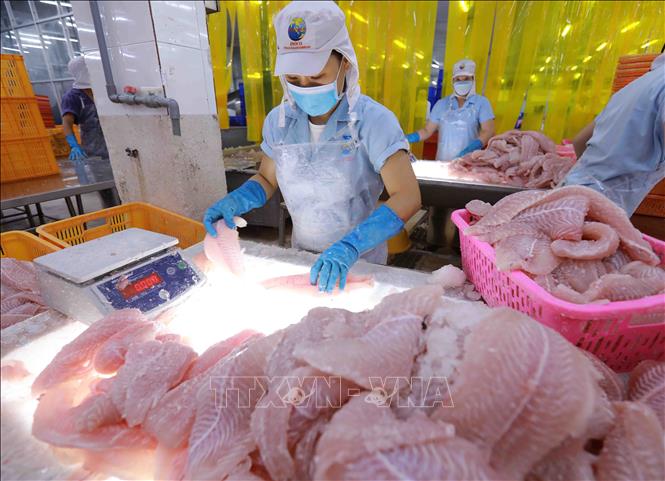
[288, 17, 306, 41]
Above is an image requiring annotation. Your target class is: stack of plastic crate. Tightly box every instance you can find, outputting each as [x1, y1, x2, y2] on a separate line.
[1, 54, 59, 183]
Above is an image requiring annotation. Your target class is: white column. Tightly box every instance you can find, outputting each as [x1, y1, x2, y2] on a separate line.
[71, 0, 226, 220]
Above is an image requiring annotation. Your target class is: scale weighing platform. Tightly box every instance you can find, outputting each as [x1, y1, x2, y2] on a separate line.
[34, 228, 206, 324]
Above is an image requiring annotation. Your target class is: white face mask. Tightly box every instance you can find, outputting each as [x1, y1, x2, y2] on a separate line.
[453, 80, 473, 97]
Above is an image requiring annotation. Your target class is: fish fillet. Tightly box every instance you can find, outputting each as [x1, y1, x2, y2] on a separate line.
[184, 329, 263, 380]
[110, 340, 196, 427]
[32, 381, 156, 451]
[32, 309, 147, 395]
[581, 273, 665, 302]
[69, 393, 123, 433]
[0, 359, 30, 381]
[465, 199, 492, 218]
[186, 334, 279, 481]
[432, 308, 598, 479]
[251, 366, 353, 481]
[144, 331, 262, 449]
[627, 360, 665, 428]
[595, 402, 665, 481]
[469, 186, 660, 265]
[203, 217, 247, 276]
[92, 321, 157, 374]
[314, 396, 494, 480]
[510, 195, 589, 240]
[619, 261, 665, 281]
[260, 272, 374, 294]
[495, 234, 561, 275]
[293, 313, 422, 391]
[582, 351, 625, 401]
[550, 222, 620, 260]
[526, 439, 596, 481]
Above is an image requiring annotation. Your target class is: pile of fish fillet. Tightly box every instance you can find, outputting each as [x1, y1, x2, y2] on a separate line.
[25, 265, 665, 481]
[465, 185, 665, 303]
[450, 130, 576, 188]
[1, 258, 48, 329]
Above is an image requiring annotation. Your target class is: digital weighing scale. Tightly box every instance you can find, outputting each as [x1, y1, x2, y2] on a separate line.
[34, 228, 206, 324]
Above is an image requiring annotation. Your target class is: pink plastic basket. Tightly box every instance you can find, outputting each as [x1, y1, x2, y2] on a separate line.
[452, 209, 665, 372]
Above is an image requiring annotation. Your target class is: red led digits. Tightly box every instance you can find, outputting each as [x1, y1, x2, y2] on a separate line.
[119, 272, 163, 299]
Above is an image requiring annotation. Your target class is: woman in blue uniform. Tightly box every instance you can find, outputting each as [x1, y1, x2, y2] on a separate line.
[204, 1, 421, 292]
[406, 59, 495, 161]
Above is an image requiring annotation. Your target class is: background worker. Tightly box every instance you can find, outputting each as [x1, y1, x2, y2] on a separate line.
[406, 59, 496, 161]
[203, 1, 421, 293]
[61, 56, 109, 162]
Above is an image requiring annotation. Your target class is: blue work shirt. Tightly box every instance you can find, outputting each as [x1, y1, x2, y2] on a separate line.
[564, 65, 665, 215]
[61, 88, 95, 123]
[261, 94, 409, 174]
[428, 93, 495, 126]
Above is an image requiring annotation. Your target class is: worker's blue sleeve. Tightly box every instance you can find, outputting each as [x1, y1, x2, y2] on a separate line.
[357, 98, 409, 173]
[60, 90, 84, 122]
[427, 98, 448, 123]
[476, 95, 495, 123]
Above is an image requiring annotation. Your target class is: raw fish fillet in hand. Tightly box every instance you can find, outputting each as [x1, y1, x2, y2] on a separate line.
[203, 217, 247, 276]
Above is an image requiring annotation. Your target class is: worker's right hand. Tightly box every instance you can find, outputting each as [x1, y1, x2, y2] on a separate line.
[406, 132, 420, 143]
[66, 134, 87, 161]
[203, 180, 267, 236]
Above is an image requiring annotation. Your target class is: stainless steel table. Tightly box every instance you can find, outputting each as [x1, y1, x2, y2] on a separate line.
[413, 160, 528, 209]
[1, 157, 118, 228]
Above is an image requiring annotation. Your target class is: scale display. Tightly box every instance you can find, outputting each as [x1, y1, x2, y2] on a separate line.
[95, 251, 200, 313]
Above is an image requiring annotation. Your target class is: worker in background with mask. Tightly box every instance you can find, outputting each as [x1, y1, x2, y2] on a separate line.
[204, 1, 421, 292]
[563, 51, 665, 215]
[61, 56, 109, 161]
[406, 59, 495, 161]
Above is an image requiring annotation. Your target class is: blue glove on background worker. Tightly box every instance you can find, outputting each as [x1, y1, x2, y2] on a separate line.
[66, 133, 87, 161]
[457, 138, 483, 157]
[406, 132, 420, 143]
[310, 204, 404, 292]
[203, 180, 267, 235]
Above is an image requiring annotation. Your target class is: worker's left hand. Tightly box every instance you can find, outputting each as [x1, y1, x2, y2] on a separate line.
[457, 138, 483, 157]
[310, 241, 359, 293]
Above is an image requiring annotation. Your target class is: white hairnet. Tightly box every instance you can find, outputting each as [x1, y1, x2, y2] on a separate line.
[68, 56, 91, 89]
[273, 1, 360, 126]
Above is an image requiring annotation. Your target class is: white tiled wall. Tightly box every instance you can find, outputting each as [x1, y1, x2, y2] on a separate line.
[150, 1, 200, 49]
[71, 0, 217, 117]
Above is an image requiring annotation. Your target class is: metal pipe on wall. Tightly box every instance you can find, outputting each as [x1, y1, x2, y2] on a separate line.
[88, 0, 181, 136]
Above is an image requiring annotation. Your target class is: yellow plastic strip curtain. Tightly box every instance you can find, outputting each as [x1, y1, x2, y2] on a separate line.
[208, 9, 232, 129]
[230, 0, 288, 142]
[341, 1, 437, 156]
[443, 0, 664, 141]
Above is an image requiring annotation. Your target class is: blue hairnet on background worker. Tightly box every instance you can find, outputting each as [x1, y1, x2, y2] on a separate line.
[61, 56, 109, 161]
[563, 52, 665, 216]
[406, 59, 496, 161]
[204, 1, 421, 292]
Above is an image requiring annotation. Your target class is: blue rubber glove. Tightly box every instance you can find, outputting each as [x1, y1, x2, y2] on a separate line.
[310, 204, 404, 293]
[203, 180, 267, 236]
[66, 133, 87, 161]
[406, 132, 420, 143]
[457, 138, 483, 157]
